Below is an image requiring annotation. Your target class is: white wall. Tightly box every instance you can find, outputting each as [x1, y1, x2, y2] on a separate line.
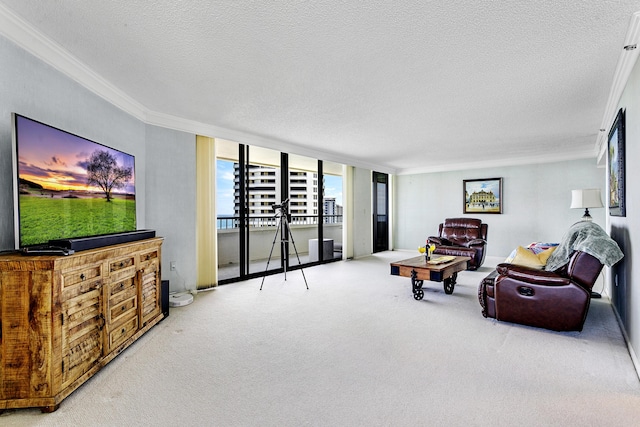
[394, 158, 605, 257]
[609, 53, 640, 371]
[145, 125, 197, 292]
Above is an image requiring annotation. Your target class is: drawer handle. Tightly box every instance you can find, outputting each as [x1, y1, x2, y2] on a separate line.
[80, 273, 86, 280]
[119, 262, 124, 268]
[120, 283, 124, 289]
[122, 306, 126, 311]
[121, 328, 126, 334]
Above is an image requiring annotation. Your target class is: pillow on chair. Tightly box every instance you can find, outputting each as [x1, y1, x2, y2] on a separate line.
[506, 246, 557, 269]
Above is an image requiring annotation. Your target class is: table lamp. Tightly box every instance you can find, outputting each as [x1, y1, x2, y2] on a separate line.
[570, 189, 603, 221]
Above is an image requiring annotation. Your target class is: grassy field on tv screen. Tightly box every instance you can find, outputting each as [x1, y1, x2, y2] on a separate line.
[19, 194, 136, 246]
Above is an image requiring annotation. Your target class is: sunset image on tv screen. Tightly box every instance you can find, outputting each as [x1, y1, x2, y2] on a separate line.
[15, 115, 136, 247]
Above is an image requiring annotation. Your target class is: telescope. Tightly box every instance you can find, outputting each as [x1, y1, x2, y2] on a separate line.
[271, 198, 290, 211]
[261, 197, 308, 290]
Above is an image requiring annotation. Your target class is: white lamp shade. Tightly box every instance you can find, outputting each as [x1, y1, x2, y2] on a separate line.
[570, 189, 604, 209]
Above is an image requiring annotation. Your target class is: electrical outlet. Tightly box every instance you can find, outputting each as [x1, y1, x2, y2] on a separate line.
[170, 261, 176, 271]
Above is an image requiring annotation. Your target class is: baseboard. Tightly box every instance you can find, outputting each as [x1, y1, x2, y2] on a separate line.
[611, 302, 640, 381]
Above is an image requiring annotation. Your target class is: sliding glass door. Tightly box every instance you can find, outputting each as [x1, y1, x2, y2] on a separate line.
[322, 161, 343, 262]
[287, 154, 318, 266]
[216, 140, 241, 281]
[245, 146, 282, 275]
[216, 140, 344, 284]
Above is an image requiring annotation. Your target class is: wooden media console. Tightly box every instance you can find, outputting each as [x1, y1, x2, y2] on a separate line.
[0, 237, 164, 412]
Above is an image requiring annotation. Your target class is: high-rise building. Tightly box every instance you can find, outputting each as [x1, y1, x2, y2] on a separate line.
[288, 170, 317, 218]
[323, 197, 343, 223]
[233, 165, 318, 223]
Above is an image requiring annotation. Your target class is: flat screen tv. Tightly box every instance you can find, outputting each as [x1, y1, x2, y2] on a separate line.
[12, 113, 137, 249]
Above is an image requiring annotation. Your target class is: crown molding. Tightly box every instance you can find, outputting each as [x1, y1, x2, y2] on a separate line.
[596, 11, 640, 165]
[395, 149, 598, 176]
[144, 110, 397, 175]
[0, 3, 147, 120]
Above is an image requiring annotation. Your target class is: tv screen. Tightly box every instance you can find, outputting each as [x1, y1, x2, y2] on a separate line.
[12, 114, 136, 249]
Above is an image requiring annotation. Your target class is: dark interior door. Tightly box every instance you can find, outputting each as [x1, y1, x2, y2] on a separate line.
[372, 172, 388, 253]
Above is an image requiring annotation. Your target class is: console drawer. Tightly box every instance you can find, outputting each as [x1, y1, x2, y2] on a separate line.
[139, 249, 159, 264]
[109, 315, 138, 350]
[109, 277, 136, 300]
[108, 293, 138, 326]
[61, 264, 103, 298]
[110, 256, 135, 273]
[109, 256, 136, 282]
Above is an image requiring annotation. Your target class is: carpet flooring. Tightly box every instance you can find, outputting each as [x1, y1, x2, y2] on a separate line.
[3, 252, 640, 426]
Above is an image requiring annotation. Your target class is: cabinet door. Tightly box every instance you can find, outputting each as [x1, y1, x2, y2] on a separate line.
[60, 264, 104, 390]
[60, 288, 103, 390]
[140, 257, 161, 326]
[0, 269, 53, 400]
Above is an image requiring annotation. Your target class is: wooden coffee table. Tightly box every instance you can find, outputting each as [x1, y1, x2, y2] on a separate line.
[390, 255, 470, 300]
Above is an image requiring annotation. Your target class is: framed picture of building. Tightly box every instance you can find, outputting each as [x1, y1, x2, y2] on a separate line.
[608, 108, 625, 217]
[463, 178, 502, 214]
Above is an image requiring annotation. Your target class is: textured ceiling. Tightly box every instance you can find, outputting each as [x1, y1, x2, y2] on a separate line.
[2, 1, 640, 174]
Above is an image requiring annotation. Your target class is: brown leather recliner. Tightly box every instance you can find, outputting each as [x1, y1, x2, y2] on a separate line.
[427, 218, 488, 270]
[478, 251, 603, 331]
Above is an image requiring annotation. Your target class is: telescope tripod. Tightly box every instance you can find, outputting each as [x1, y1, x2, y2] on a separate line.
[259, 210, 309, 290]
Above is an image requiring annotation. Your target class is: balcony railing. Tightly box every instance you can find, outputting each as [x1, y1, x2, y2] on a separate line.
[217, 214, 343, 230]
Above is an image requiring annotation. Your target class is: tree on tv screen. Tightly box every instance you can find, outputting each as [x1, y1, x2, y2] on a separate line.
[86, 150, 132, 202]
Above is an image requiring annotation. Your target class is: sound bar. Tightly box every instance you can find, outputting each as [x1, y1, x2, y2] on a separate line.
[49, 230, 156, 252]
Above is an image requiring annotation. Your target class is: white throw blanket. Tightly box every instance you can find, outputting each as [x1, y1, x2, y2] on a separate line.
[545, 221, 624, 272]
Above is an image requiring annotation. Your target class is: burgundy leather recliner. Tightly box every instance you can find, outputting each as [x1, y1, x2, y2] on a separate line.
[427, 218, 488, 270]
[478, 251, 603, 332]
